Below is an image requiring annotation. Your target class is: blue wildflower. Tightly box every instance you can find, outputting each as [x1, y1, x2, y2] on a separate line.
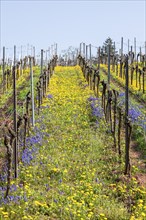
[47, 94, 53, 99]
[129, 108, 141, 123]
[88, 96, 98, 102]
[119, 92, 125, 97]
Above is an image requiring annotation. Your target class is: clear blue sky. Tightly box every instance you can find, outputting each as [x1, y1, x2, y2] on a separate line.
[0, 0, 145, 58]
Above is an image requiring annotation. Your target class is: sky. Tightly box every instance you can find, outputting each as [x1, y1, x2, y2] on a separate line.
[0, 0, 146, 59]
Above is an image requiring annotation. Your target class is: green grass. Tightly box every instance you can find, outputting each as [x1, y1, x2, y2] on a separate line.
[100, 64, 146, 102]
[0, 66, 41, 115]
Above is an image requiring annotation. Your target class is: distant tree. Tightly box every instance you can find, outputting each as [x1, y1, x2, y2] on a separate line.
[102, 37, 115, 55]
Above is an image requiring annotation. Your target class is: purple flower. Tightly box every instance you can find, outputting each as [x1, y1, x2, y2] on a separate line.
[88, 96, 104, 121]
[54, 199, 58, 203]
[119, 92, 125, 97]
[95, 178, 99, 183]
[47, 94, 53, 99]
[129, 108, 141, 123]
[88, 96, 98, 102]
[10, 184, 17, 192]
[59, 179, 62, 183]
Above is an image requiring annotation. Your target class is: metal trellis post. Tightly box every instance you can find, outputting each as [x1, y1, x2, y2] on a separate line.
[30, 57, 35, 126]
[13, 45, 18, 178]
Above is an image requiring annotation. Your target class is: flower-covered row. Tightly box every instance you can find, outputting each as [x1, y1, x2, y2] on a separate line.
[0, 66, 145, 219]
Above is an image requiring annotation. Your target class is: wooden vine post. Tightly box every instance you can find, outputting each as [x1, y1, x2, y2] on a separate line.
[23, 114, 28, 149]
[105, 90, 112, 132]
[2, 46, 5, 93]
[142, 67, 145, 94]
[98, 47, 100, 71]
[139, 69, 142, 91]
[135, 63, 138, 88]
[89, 68, 93, 90]
[113, 90, 118, 150]
[96, 70, 100, 98]
[117, 107, 122, 158]
[116, 58, 118, 76]
[101, 80, 107, 115]
[4, 135, 13, 198]
[36, 82, 41, 115]
[43, 72, 46, 97]
[17, 116, 23, 154]
[26, 91, 31, 132]
[124, 55, 131, 175]
[4, 123, 16, 198]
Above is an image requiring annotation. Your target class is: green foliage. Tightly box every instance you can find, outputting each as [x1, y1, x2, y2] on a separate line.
[102, 37, 115, 55]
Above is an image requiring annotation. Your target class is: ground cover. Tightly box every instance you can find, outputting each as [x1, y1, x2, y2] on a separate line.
[0, 66, 145, 220]
[100, 64, 146, 102]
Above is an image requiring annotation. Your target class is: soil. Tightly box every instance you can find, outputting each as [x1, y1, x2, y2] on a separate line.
[130, 141, 146, 187]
